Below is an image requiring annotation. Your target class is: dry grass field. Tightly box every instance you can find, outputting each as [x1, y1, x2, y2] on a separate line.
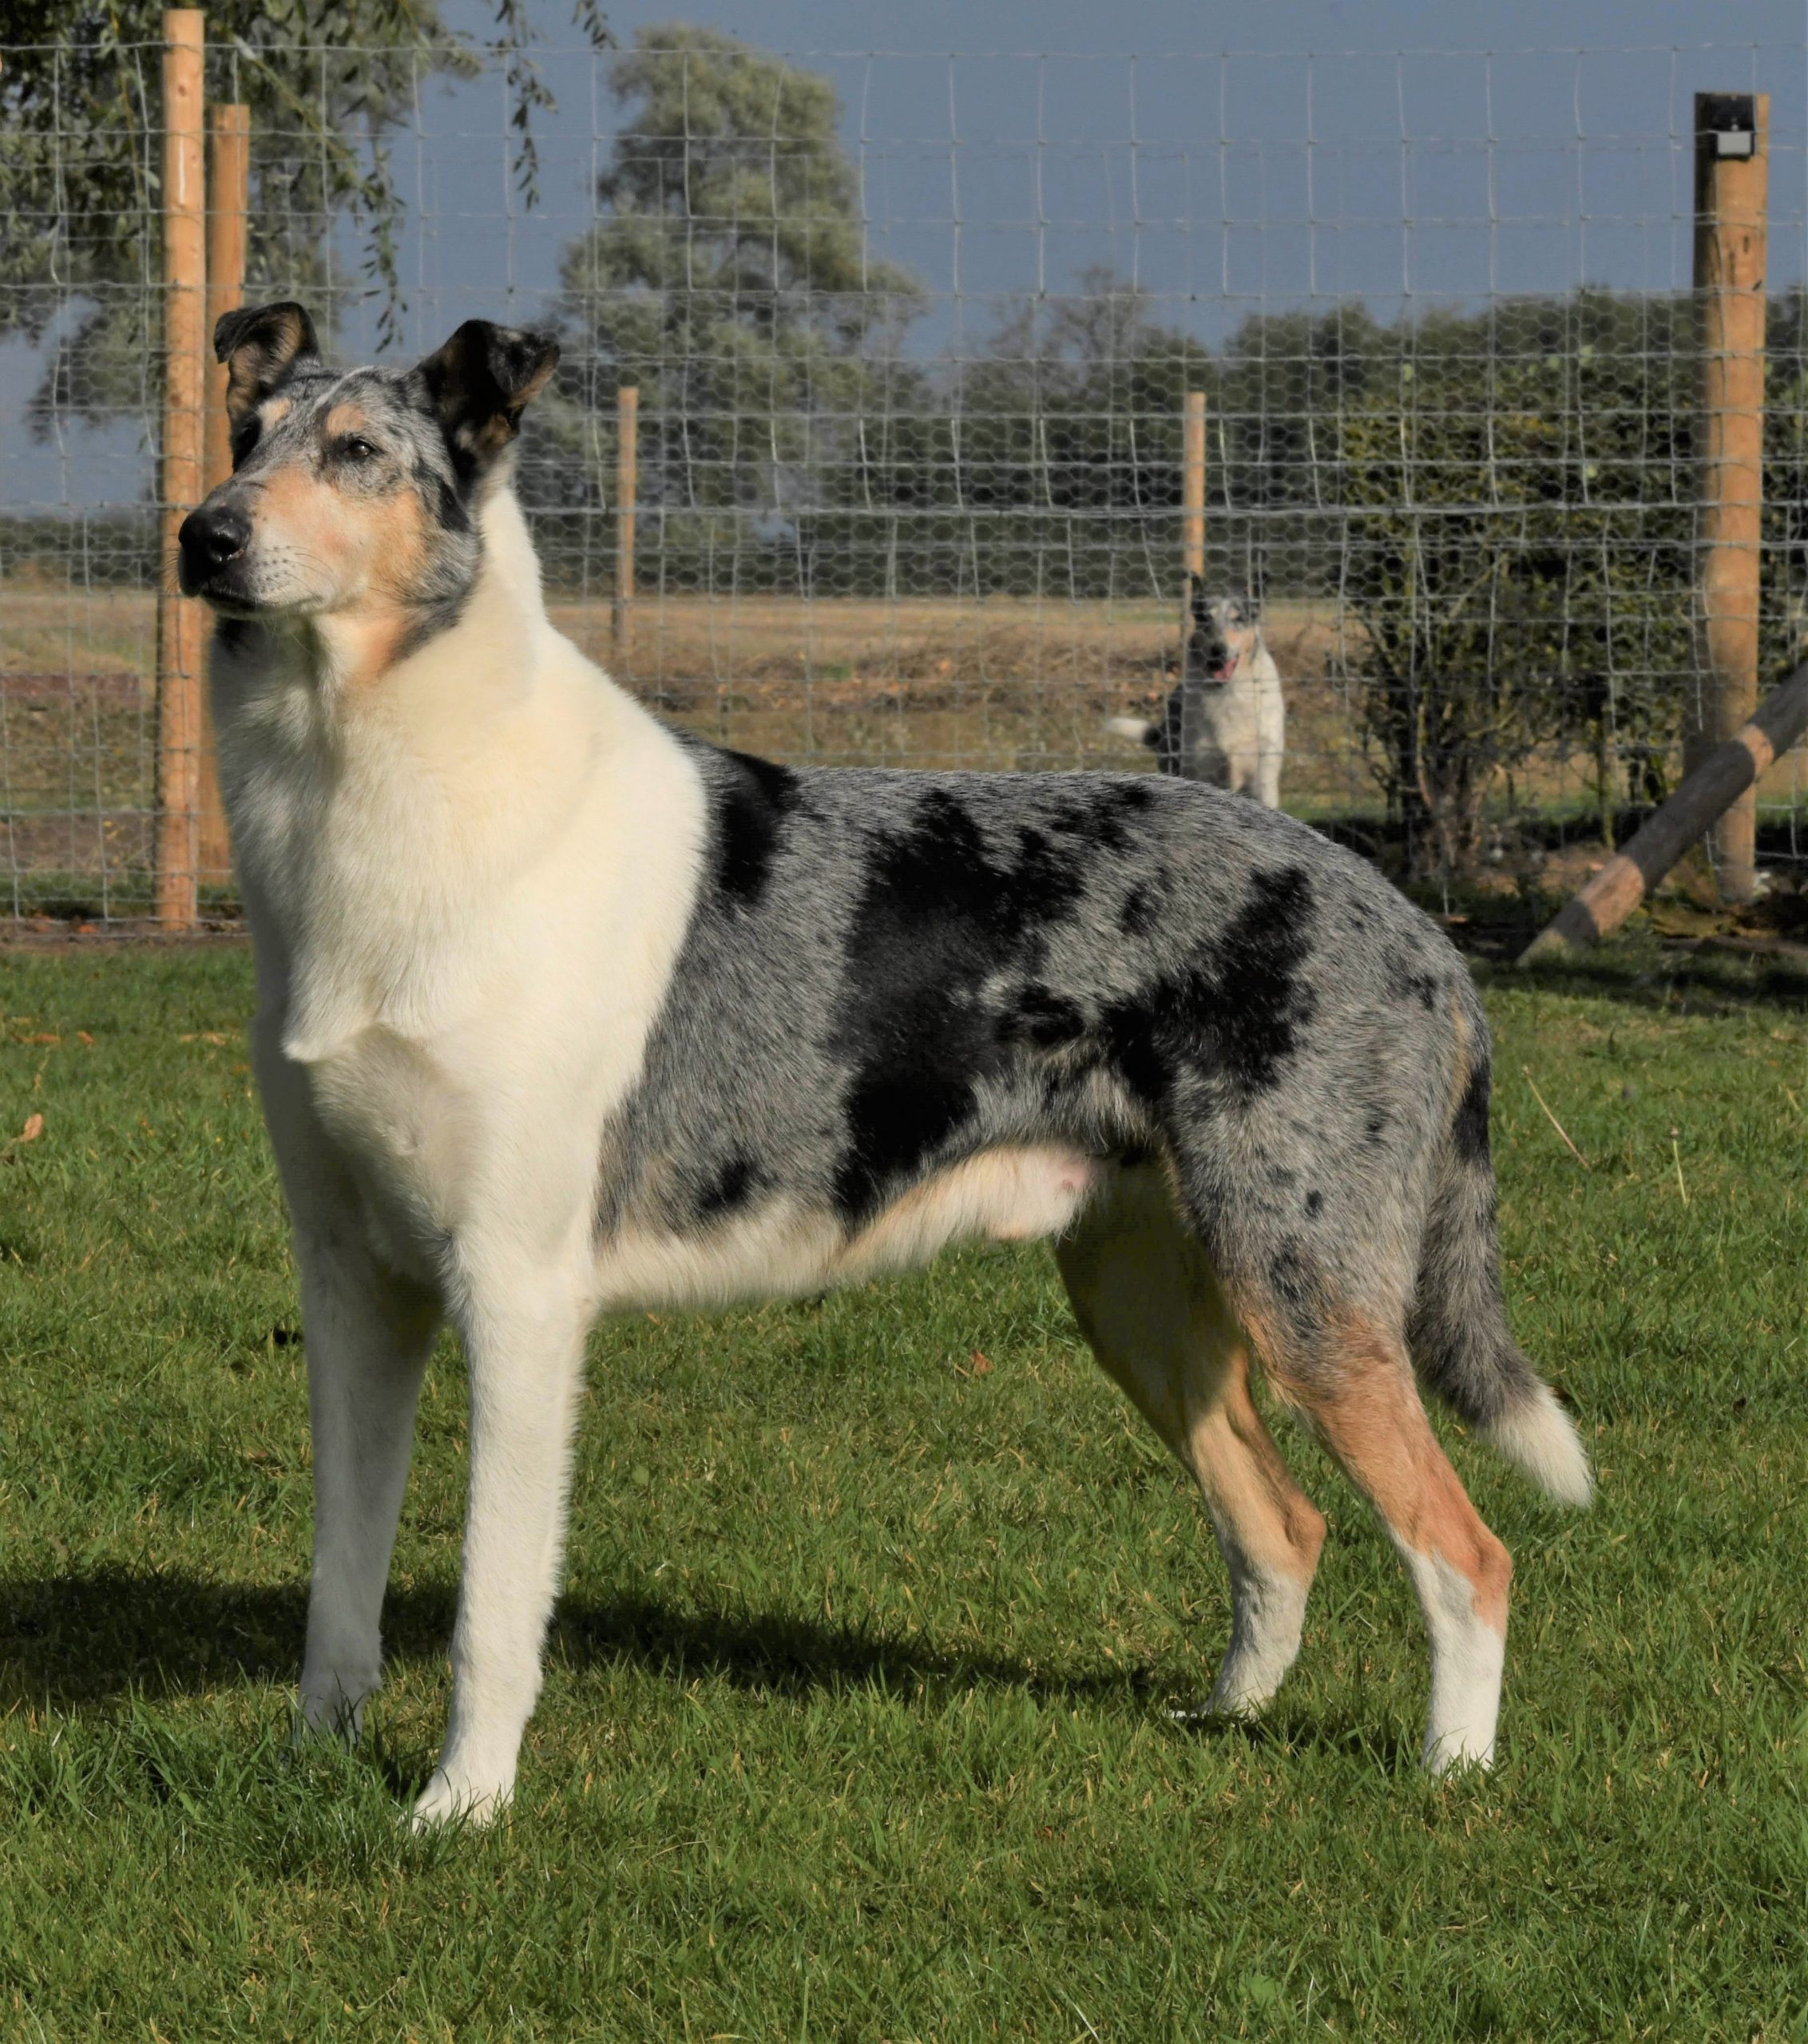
[0, 583, 1377, 909]
[8, 576, 1807, 914]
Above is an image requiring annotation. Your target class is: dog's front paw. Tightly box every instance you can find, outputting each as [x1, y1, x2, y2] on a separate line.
[293, 1678, 371, 1746]
[410, 1765, 512, 1833]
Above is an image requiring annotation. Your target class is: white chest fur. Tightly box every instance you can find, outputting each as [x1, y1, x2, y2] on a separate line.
[214, 488, 708, 1287]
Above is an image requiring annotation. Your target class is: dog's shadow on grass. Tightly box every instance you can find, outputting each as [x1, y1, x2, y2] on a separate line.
[0, 1567, 1405, 1768]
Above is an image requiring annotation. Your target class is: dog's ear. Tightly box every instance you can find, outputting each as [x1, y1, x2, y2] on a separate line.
[214, 302, 319, 426]
[416, 320, 561, 480]
[1188, 574, 1210, 626]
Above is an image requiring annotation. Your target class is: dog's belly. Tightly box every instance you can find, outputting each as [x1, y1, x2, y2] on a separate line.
[592, 1143, 1102, 1313]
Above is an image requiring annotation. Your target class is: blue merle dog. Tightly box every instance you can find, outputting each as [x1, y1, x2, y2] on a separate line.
[171, 302, 1590, 1826]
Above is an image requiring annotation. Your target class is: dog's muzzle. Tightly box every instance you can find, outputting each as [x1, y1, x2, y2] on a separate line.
[177, 501, 252, 599]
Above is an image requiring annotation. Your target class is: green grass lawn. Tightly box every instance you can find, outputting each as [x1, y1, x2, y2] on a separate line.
[3, 941, 1808, 2040]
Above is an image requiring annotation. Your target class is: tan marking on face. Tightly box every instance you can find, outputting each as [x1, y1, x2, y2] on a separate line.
[362, 489, 432, 610]
[323, 402, 374, 442]
[256, 465, 355, 571]
[331, 610, 425, 690]
[1221, 623, 1260, 673]
[245, 458, 438, 684]
[260, 397, 291, 428]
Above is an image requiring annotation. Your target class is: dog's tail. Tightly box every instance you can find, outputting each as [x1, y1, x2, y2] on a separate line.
[1407, 986, 1592, 1507]
[1104, 715, 1160, 750]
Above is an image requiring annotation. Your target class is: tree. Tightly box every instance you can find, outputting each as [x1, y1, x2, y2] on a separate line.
[951, 271, 1215, 600]
[546, 25, 925, 592]
[1212, 295, 1711, 875]
[0, 0, 607, 427]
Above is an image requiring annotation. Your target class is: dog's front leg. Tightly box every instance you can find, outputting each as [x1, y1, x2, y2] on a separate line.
[255, 1037, 442, 1743]
[412, 1274, 588, 1831]
[295, 1231, 439, 1739]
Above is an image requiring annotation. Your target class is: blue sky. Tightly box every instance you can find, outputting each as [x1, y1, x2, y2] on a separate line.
[5, 0, 1805, 509]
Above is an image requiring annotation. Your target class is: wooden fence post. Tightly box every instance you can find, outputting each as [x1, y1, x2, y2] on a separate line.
[1691, 90, 1769, 905]
[612, 385, 638, 671]
[154, 9, 206, 926]
[198, 99, 248, 889]
[1182, 390, 1206, 591]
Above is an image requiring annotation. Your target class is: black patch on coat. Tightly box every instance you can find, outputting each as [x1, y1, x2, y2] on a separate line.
[1268, 1239, 1314, 1307]
[1118, 883, 1155, 937]
[1304, 1188, 1324, 1217]
[713, 750, 801, 908]
[1045, 780, 1152, 854]
[425, 467, 474, 534]
[696, 1155, 760, 1219]
[1100, 864, 1318, 1108]
[826, 787, 1102, 1218]
[1008, 984, 1088, 1049]
[394, 582, 475, 664]
[1451, 1062, 1492, 1165]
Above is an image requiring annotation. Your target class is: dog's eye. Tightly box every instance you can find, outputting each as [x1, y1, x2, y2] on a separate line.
[339, 435, 381, 464]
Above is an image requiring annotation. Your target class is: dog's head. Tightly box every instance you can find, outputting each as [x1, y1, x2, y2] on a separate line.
[176, 303, 559, 625]
[1184, 577, 1263, 683]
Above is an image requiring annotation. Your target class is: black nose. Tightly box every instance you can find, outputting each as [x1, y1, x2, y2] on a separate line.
[178, 502, 250, 591]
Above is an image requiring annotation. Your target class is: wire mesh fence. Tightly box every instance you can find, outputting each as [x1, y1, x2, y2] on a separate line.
[4, 28, 1808, 921]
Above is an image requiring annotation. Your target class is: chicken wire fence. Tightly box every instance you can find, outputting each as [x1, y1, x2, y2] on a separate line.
[4, 30, 1808, 921]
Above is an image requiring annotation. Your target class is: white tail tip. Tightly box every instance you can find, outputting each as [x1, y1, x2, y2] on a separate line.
[1485, 1383, 1593, 1507]
[1104, 715, 1155, 746]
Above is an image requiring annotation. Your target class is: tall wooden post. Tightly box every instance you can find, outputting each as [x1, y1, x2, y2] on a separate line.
[1182, 390, 1207, 589]
[612, 385, 638, 671]
[1692, 91, 1769, 905]
[154, 10, 206, 926]
[198, 100, 248, 889]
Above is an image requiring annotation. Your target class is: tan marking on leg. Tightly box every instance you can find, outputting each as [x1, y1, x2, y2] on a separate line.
[1058, 1167, 1324, 1711]
[1234, 1301, 1513, 1767]
[1187, 1341, 1328, 1587]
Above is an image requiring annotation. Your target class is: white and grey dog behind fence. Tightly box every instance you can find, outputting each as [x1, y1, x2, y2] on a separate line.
[1110, 579, 1287, 807]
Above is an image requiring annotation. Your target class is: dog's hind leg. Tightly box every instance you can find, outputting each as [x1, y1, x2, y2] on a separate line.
[1057, 1167, 1326, 1716]
[1235, 1293, 1513, 1772]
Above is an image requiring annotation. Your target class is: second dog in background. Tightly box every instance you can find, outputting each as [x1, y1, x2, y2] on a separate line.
[1108, 579, 1286, 806]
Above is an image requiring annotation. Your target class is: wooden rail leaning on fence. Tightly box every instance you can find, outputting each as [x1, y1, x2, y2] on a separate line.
[1518, 659, 1808, 964]
[1520, 89, 1795, 965]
